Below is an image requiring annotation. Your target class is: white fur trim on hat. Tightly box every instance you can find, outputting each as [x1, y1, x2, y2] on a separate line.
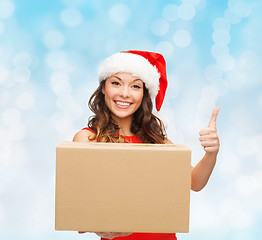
[98, 52, 160, 98]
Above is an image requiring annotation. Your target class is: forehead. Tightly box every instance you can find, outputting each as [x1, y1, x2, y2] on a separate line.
[111, 72, 143, 83]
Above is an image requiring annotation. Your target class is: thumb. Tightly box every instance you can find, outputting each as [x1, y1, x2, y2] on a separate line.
[208, 106, 220, 129]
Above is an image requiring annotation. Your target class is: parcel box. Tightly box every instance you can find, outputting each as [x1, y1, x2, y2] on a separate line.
[55, 141, 191, 233]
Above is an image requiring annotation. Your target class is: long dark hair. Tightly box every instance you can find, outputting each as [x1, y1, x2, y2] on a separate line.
[87, 80, 167, 143]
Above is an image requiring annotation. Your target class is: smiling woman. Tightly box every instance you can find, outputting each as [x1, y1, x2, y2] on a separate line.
[73, 50, 220, 240]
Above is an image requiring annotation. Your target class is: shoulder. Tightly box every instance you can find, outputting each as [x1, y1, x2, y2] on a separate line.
[73, 129, 96, 142]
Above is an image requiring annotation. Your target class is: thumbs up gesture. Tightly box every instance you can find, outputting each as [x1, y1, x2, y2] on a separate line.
[199, 107, 220, 154]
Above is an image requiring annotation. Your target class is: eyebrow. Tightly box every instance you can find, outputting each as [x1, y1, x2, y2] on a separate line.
[111, 76, 142, 83]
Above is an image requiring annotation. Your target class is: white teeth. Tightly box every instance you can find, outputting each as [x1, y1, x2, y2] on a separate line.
[115, 101, 131, 106]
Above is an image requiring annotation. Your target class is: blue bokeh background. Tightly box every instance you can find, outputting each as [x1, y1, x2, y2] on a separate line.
[0, 0, 262, 239]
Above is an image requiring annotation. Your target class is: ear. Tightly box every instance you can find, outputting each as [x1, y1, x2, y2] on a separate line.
[102, 85, 105, 94]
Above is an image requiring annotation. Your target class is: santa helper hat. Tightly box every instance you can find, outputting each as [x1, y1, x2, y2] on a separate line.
[98, 50, 167, 111]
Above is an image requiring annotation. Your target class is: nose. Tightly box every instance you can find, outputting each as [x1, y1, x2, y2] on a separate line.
[120, 85, 130, 98]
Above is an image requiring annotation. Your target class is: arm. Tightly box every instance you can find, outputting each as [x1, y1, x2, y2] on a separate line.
[191, 107, 220, 192]
[165, 107, 220, 192]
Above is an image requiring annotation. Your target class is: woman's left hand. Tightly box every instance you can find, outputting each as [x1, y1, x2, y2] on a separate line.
[199, 107, 220, 154]
[94, 232, 133, 239]
[78, 231, 133, 239]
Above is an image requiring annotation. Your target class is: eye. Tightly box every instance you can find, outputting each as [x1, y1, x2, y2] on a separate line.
[132, 84, 142, 89]
[112, 81, 120, 86]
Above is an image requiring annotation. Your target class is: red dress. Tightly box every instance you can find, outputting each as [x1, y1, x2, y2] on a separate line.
[82, 128, 177, 240]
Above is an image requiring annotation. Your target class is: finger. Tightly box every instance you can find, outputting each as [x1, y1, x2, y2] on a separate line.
[199, 133, 218, 141]
[201, 140, 218, 147]
[199, 128, 216, 136]
[208, 106, 220, 129]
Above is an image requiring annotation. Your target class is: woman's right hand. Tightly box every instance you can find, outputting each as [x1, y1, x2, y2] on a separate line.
[78, 231, 133, 239]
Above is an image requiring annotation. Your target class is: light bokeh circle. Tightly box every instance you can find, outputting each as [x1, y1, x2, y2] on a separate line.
[173, 30, 191, 47]
[0, 0, 15, 19]
[151, 18, 169, 36]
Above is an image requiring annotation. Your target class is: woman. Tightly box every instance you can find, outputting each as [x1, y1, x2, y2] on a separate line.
[73, 50, 220, 240]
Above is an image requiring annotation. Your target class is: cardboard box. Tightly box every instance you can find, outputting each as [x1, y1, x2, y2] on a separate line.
[55, 141, 191, 233]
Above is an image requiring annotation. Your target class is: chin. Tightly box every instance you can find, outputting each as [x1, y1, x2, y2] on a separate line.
[112, 110, 134, 119]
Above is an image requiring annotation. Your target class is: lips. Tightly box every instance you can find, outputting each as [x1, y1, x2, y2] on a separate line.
[114, 100, 132, 108]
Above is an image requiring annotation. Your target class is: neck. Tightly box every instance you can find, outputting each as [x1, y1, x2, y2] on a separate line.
[112, 115, 134, 136]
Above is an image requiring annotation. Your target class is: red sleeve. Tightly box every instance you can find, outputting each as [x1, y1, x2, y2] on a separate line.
[82, 127, 95, 134]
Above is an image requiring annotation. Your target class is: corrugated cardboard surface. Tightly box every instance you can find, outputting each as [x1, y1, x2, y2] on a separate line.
[55, 141, 191, 233]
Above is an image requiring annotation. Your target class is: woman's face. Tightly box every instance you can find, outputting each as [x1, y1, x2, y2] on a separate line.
[102, 72, 144, 121]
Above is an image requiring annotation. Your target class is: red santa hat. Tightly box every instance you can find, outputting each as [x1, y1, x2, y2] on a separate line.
[98, 50, 167, 111]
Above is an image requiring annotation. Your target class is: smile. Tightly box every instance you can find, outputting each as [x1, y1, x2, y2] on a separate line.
[114, 101, 132, 107]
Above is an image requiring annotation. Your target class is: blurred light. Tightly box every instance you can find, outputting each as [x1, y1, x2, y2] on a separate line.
[43, 30, 65, 49]
[9, 123, 27, 141]
[0, 87, 10, 105]
[0, 0, 15, 19]
[151, 18, 169, 36]
[173, 30, 191, 47]
[50, 71, 71, 96]
[0, 127, 12, 147]
[56, 95, 72, 110]
[236, 135, 262, 158]
[197, 98, 216, 117]
[0, 203, 5, 224]
[182, 0, 200, 6]
[218, 152, 241, 175]
[0, 182, 5, 195]
[224, 9, 242, 24]
[240, 50, 258, 69]
[13, 66, 31, 83]
[2, 108, 21, 126]
[53, 114, 74, 134]
[165, 73, 180, 100]
[13, 52, 32, 67]
[178, 3, 196, 20]
[235, 175, 258, 196]
[0, 66, 15, 88]
[9, 143, 28, 165]
[212, 29, 231, 45]
[200, 85, 220, 101]
[211, 44, 229, 58]
[60, 0, 85, 7]
[216, 54, 235, 71]
[51, 78, 72, 96]
[109, 4, 131, 25]
[254, 171, 262, 190]
[0, 145, 10, 167]
[162, 4, 178, 22]
[16, 92, 35, 110]
[195, 0, 206, 10]
[259, 93, 262, 108]
[229, 106, 254, 133]
[155, 41, 174, 58]
[60, 8, 83, 27]
[220, 198, 253, 229]
[0, 20, 4, 35]
[50, 71, 70, 85]
[56, 96, 83, 120]
[45, 50, 67, 70]
[228, 0, 252, 18]
[211, 79, 229, 96]
[213, 17, 231, 31]
[204, 64, 223, 81]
